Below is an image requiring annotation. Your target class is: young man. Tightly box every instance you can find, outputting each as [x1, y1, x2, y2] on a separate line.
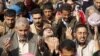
[66, 24, 100, 56]
[42, 2, 54, 24]
[30, 8, 43, 36]
[75, 24, 99, 56]
[53, 4, 78, 42]
[0, 9, 16, 37]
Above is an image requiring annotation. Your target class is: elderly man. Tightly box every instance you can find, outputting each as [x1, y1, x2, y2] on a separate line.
[0, 17, 40, 56]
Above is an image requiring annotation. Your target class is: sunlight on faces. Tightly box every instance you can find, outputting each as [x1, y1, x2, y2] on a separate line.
[32, 14, 42, 27]
[15, 23, 30, 39]
[75, 27, 88, 44]
[4, 16, 15, 28]
[15, 17, 30, 39]
[62, 10, 70, 21]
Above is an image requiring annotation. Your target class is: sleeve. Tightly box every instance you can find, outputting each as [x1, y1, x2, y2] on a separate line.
[89, 40, 99, 54]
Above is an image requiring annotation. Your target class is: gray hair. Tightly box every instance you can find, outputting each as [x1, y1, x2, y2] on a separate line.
[15, 17, 30, 28]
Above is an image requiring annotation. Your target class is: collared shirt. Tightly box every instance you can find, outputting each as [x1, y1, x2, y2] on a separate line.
[62, 19, 68, 28]
[77, 40, 97, 56]
[17, 35, 29, 55]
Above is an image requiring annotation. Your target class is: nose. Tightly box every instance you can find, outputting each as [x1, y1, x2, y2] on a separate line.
[81, 33, 84, 38]
[22, 31, 26, 36]
[9, 20, 13, 24]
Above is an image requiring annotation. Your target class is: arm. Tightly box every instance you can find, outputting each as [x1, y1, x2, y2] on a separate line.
[93, 26, 100, 51]
[65, 27, 73, 40]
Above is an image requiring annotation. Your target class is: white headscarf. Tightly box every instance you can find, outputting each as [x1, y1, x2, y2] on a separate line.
[88, 13, 100, 26]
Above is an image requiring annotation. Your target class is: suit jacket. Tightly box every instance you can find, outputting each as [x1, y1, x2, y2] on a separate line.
[0, 31, 40, 56]
[52, 16, 78, 42]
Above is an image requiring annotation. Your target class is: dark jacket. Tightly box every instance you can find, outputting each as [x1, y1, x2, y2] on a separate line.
[37, 39, 59, 56]
[52, 16, 78, 42]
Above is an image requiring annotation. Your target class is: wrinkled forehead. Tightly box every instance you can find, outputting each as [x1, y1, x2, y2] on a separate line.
[76, 27, 88, 33]
[16, 24, 29, 31]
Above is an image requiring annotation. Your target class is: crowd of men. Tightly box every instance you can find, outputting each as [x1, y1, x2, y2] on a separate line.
[0, 0, 100, 56]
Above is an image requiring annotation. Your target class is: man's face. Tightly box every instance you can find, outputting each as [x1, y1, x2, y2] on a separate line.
[61, 49, 75, 56]
[62, 10, 70, 20]
[32, 14, 42, 27]
[43, 9, 52, 19]
[75, 27, 88, 44]
[94, 0, 100, 11]
[4, 16, 15, 28]
[16, 26, 29, 38]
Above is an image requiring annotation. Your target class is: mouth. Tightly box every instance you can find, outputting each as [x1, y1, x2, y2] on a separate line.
[80, 38, 85, 42]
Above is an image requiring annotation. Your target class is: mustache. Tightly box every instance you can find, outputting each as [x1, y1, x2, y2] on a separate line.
[35, 22, 42, 24]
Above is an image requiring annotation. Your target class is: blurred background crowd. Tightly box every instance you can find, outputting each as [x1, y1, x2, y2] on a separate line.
[0, 0, 100, 56]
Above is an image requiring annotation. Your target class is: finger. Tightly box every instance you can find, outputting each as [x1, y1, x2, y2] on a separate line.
[5, 44, 11, 50]
[4, 38, 10, 44]
[66, 27, 69, 32]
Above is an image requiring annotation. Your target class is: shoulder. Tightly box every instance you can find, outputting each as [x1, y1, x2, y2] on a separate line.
[28, 32, 42, 41]
[87, 40, 96, 47]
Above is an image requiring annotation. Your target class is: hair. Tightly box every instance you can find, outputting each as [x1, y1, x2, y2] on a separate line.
[65, 0, 76, 2]
[61, 4, 72, 12]
[31, 8, 42, 15]
[4, 9, 16, 17]
[15, 17, 30, 29]
[74, 24, 88, 33]
[59, 39, 76, 53]
[42, 2, 53, 11]
[93, 50, 100, 56]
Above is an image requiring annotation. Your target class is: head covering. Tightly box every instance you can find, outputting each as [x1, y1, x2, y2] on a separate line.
[88, 13, 100, 26]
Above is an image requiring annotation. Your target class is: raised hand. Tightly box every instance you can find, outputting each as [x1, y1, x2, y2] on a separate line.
[3, 37, 11, 52]
[55, 11, 62, 23]
[94, 26, 98, 40]
[93, 26, 100, 51]
[45, 37, 59, 53]
[65, 27, 73, 40]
